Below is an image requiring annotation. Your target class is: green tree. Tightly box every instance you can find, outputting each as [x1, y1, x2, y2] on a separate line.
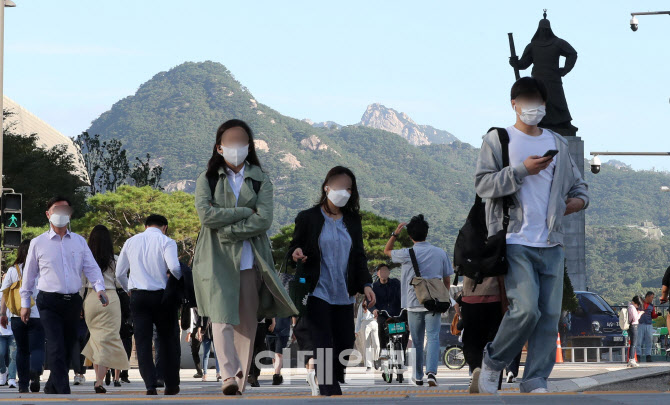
[73, 132, 103, 195]
[130, 153, 163, 189]
[3, 112, 87, 226]
[72, 186, 200, 262]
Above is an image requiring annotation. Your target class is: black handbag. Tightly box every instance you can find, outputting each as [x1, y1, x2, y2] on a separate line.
[278, 251, 309, 317]
[453, 127, 512, 290]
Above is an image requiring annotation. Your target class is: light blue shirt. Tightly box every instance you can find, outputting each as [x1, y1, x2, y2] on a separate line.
[311, 208, 354, 305]
[391, 241, 454, 310]
[226, 165, 255, 271]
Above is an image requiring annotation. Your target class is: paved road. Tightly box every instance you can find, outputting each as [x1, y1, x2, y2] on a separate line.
[0, 364, 666, 403]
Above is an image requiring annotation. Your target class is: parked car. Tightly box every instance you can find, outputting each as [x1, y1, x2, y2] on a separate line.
[566, 291, 625, 348]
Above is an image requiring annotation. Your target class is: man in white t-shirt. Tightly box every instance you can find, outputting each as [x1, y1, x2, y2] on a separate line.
[473, 77, 589, 394]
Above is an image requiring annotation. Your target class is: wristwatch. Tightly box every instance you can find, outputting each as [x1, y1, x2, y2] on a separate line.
[391, 232, 399, 238]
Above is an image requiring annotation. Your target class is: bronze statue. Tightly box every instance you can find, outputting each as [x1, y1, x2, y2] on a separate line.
[510, 10, 578, 136]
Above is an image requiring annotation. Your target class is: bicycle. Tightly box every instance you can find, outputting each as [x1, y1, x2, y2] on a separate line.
[378, 309, 407, 383]
[443, 345, 466, 370]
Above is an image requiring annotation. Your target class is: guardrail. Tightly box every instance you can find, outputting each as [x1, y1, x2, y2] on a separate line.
[563, 346, 627, 363]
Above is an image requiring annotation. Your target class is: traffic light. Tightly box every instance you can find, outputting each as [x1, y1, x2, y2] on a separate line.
[2, 193, 22, 248]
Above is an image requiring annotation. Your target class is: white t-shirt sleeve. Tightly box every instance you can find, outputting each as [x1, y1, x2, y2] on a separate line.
[0, 267, 18, 291]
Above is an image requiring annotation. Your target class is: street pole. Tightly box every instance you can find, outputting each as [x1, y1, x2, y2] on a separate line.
[0, 0, 5, 192]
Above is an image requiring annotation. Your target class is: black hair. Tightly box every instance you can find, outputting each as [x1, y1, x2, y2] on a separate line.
[88, 225, 115, 272]
[317, 166, 360, 216]
[206, 119, 262, 179]
[46, 196, 72, 211]
[406, 214, 429, 242]
[510, 76, 548, 102]
[645, 291, 655, 298]
[12, 239, 32, 267]
[145, 214, 168, 228]
[632, 296, 642, 306]
[376, 263, 391, 272]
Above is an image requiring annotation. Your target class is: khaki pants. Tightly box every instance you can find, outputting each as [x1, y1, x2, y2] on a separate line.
[212, 266, 261, 392]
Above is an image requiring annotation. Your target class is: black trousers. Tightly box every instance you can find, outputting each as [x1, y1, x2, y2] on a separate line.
[130, 289, 180, 390]
[36, 292, 83, 394]
[190, 335, 202, 375]
[460, 301, 504, 374]
[11, 317, 45, 391]
[305, 296, 354, 396]
[250, 321, 268, 379]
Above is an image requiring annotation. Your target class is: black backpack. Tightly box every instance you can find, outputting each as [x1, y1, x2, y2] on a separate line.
[453, 128, 512, 290]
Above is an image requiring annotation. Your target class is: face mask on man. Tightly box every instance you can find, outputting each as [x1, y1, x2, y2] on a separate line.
[49, 213, 70, 228]
[220, 144, 249, 166]
[514, 102, 546, 126]
[326, 187, 351, 208]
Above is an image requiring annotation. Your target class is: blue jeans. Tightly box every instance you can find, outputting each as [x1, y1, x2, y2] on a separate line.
[637, 324, 654, 356]
[483, 244, 564, 393]
[0, 335, 17, 379]
[628, 324, 638, 360]
[201, 338, 220, 375]
[407, 310, 441, 380]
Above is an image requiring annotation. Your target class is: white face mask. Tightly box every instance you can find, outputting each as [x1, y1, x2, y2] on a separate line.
[326, 188, 351, 208]
[514, 103, 546, 126]
[49, 213, 70, 228]
[220, 144, 249, 166]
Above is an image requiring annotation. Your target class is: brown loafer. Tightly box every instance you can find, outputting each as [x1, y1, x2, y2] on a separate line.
[222, 379, 239, 396]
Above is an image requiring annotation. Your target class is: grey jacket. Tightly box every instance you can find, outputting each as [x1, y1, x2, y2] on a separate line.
[474, 128, 589, 246]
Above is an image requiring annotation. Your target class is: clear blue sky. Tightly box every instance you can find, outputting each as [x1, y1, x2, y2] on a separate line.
[4, 0, 670, 170]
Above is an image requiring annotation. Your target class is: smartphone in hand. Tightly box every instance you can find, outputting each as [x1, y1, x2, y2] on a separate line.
[543, 149, 559, 158]
[99, 294, 108, 305]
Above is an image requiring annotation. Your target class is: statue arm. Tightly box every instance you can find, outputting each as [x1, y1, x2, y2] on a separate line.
[516, 44, 533, 70]
[558, 39, 578, 76]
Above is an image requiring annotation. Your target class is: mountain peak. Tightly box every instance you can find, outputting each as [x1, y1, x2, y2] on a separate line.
[359, 103, 457, 146]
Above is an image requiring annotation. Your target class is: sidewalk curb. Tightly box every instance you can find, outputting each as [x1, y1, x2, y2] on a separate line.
[549, 365, 670, 392]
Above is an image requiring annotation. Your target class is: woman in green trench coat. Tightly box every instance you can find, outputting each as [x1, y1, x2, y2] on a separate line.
[192, 119, 297, 396]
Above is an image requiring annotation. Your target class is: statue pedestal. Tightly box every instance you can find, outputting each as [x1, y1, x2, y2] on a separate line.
[562, 135, 587, 291]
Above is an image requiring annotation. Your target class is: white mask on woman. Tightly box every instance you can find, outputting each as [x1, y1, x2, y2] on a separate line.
[220, 144, 249, 166]
[326, 188, 351, 207]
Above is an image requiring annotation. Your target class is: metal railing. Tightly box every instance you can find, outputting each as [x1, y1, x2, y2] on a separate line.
[563, 346, 627, 363]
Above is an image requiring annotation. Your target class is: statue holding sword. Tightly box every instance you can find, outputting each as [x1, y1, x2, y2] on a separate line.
[508, 10, 578, 136]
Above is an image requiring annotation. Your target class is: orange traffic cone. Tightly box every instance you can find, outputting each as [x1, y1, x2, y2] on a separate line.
[556, 334, 563, 363]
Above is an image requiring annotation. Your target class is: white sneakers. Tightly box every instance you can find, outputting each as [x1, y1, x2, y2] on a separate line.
[0, 372, 7, 386]
[306, 370, 319, 396]
[627, 359, 639, 368]
[506, 371, 516, 383]
[476, 362, 500, 394]
[7, 379, 16, 388]
[529, 387, 549, 393]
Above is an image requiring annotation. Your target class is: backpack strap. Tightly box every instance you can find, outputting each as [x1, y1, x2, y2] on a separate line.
[487, 127, 512, 232]
[408, 248, 421, 278]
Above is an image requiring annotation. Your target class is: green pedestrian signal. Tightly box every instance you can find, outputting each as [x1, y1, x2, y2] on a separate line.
[7, 214, 19, 228]
[2, 192, 23, 248]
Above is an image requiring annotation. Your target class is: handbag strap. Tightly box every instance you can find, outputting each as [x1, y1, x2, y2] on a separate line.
[408, 248, 421, 278]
